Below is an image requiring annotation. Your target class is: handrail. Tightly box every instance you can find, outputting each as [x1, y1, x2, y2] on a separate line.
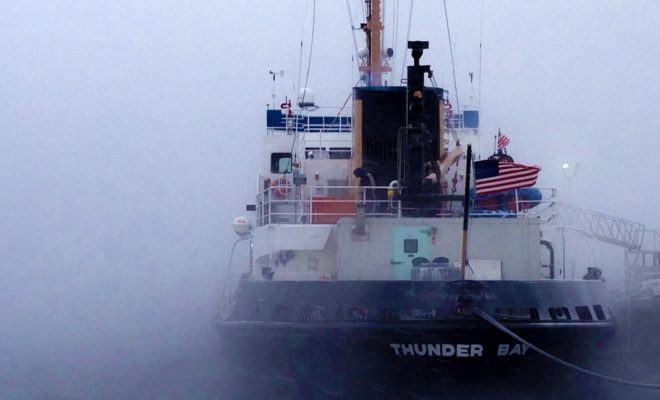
[267, 107, 353, 134]
[256, 185, 399, 226]
[254, 184, 558, 226]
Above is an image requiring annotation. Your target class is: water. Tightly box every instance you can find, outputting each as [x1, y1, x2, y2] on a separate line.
[0, 322, 226, 399]
[1, 336, 658, 399]
[1, 303, 659, 399]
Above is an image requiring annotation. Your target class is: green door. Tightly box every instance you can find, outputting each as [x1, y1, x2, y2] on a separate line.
[392, 226, 431, 280]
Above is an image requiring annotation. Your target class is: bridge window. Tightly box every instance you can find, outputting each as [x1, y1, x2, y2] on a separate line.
[271, 152, 292, 173]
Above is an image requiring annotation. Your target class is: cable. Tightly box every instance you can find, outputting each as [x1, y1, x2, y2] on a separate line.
[430, 74, 439, 89]
[345, 0, 361, 75]
[400, 0, 414, 83]
[472, 308, 660, 390]
[392, 0, 399, 80]
[291, 1, 311, 169]
[442, 0, 460, 115]
[301, 0, 316, 106]
[297, 0, 310, 98]
[290, 0, 317, 158]
[382, 0, 386, 57]
[331, 79, 362, 126]
[478, 0, 484, 111]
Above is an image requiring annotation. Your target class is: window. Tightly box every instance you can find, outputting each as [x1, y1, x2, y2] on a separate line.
[404, 239, 418, 254]
[329, 147, 352, 159]
[271, 152, 292, 173]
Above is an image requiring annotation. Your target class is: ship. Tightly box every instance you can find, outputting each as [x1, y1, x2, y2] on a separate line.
[216, 2, 625, 399]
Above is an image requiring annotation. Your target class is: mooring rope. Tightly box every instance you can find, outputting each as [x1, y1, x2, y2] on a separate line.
[472, 308, 660, 389]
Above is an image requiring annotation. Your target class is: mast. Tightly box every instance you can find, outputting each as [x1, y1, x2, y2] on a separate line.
[360, 0, 391, 86]
[460, 145, 473, 279]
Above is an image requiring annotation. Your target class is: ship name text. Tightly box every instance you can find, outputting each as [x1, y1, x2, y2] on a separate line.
[389, 343, 530, 357]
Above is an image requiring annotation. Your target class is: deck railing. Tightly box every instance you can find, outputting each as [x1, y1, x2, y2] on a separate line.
[266, 107, 352, 134]
[256, 185, 400, 226]
[254, 183, 558, 226]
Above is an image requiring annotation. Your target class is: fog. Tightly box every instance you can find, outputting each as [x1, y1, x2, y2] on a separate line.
[0, 1, 658, 399]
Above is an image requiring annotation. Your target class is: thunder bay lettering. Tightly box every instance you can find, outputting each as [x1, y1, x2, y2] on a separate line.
[389, 343, 529, 357]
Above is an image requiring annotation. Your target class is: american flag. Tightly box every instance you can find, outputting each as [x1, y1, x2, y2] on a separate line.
[497, 133, 510, 150]
[474, 160, 541, 196]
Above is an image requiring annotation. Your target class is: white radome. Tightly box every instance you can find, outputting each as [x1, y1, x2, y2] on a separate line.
[297, 87, 315, 107]
[232, 216, 253, 237]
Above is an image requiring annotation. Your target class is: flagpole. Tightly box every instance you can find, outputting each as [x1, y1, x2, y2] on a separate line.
[460, 144, 473, 280]
[493, 132, 497, 155]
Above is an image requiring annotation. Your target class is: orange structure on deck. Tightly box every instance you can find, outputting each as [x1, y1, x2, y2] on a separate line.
[311, 197, 356, 224]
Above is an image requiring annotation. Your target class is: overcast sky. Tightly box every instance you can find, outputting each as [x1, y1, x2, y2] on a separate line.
[0, 1, 659, 397]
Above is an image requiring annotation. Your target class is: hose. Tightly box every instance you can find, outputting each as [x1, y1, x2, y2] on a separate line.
[472, 308, 660, 390]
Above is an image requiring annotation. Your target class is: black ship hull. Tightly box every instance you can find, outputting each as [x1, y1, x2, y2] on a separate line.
[217, 280, 619, 399]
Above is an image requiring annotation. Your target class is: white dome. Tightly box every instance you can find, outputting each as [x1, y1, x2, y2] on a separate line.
[297, 87, 315, 107]
[232, 216, 252, 237]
